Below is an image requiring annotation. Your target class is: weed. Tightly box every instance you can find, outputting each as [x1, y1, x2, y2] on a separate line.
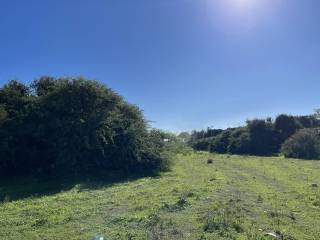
[203, 201, 244, 236]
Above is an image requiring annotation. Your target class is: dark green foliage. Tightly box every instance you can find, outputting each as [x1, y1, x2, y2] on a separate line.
[190, 128, 223, 151]
[191, 138, 212, 151]
[0, 77, 169, 177]
[274, 114, 298, 142]
[191, 128, 223, 141]
[281, 128, 320, 159]
[189, 113, 320, 157]
[209, 130, 231, 154]
[30, 76, 56, 96]
[191, 119, 279, 156]
[295, 115, 320, 129]
[246, 119, 278, 155]
[227, 128, 251, 154]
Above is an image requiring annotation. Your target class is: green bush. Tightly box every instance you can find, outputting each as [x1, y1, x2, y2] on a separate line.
[281, 128, 320, 159]
[246, 119, 278, 155]
[274, 114, 298, 141]
[0, 77, 169, 177]
[227, 128, 251, 154]
[209, 130, 231, 154]
[195, 115, 320, 157]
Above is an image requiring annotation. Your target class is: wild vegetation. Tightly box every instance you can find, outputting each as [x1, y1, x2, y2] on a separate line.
[189, 113, 320, 159]
[1, 152, 320, 239]
[1, 77, 320, 240]
[0, 77, 170, 178]
[281, 128, 320, 159]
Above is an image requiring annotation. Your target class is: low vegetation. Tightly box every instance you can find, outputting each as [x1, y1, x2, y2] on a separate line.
[1, 151, 320, 239]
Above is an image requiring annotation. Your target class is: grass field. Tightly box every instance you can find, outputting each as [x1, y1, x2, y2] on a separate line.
[1, 152, 320, 240]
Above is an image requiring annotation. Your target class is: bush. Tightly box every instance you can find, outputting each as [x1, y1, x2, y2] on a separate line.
[227, 128, 251, 154]
[0, 77, 169, 177]
[191, 113, 320, 157]
[246, 119, 278, 155]
[274, 114, 299, 142]
[281, 128, 320, 159]
[209, 130, 231, 154]
[191, 138, 212, 151]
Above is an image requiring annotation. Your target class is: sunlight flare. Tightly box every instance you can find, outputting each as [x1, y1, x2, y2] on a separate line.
[205, 0, 278, 35]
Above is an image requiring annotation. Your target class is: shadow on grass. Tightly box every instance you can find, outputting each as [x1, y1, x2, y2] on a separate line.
[0, 170, 161, 202]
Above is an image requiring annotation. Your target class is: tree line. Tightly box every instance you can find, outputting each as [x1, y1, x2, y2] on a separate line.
[1, 75, 318, 180]
[189, 113, 320, 159]
[0, 77, 171, 178]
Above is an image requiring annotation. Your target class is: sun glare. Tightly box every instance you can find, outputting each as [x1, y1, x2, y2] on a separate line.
[235, 0, 252, 6]
[205, 0, 276, 35]
[229, 0, 258, 10]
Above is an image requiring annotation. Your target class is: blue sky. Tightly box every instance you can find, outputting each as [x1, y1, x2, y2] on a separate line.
[0, 0, 320, 132]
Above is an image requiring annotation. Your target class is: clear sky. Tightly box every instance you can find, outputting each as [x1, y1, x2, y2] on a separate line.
[0, 0, 320, 132]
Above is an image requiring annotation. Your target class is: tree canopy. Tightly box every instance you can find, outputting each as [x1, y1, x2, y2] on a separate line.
[0, 77, 169, 177]
[189, 113, 320, 159]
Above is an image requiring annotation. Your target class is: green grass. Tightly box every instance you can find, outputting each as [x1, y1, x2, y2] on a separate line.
[1, 152, 320, 239]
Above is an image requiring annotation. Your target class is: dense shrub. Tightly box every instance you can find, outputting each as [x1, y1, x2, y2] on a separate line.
[0, 77, 169, 177]
[191, 138, 212, 151]
[281, 128, 320, 160]
[227, 128, 251, 154]
[190, 128, 223, 141]
[296, 115, 320, 129]
[190, 128, 223, 151]
[274, 114, 299, 142]
[190, 114, 320, 157]
[209, 130, 231, 154]
[246, 119, 278, 155]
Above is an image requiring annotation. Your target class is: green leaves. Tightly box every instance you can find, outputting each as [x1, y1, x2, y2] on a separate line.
[0, 77, 168, 177]
[281, 128, 320, 160]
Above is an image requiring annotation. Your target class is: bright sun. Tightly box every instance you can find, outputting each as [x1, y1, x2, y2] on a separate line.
[205, 0, 282, 35]
[205, 0, 269, 35]
[233, 0, 256, 8]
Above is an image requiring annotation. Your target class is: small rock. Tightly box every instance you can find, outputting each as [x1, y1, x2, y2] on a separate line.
[264, 231, 282, 239]
[92, 236, 104, 240]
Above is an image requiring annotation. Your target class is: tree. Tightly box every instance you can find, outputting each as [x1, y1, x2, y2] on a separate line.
[274, 114, 298, 142]
[209, 130, 231, 154]
[227, 128, 251, 154]
[0, 77, 169, 177]
[246, 119, 277, 155]
[31, 76, 56, 96]
[177, 132, 191, 142]
[281, 128, 320, 160]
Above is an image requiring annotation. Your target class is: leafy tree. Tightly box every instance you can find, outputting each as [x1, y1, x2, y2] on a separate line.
[281, 128, 320, 160]
[0, 77, 169, 177]
[227, 128, 251, 154]
[31, 76, 56, 96]
[246, 119, 277, 155]
[177, 132, 191, 142]
[274, 114, 298, 141]
[191, 112, 320, 158]
[209, 129, 231, 154]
